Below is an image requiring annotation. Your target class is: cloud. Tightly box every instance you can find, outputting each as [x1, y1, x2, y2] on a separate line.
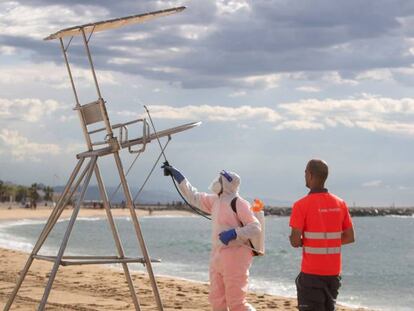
[0, 98, 62, 122]
[0, 129, 61, 161]
[237, 74, 281, 89]
[355, 120, 414, 135]
[274, 120, 325, 131]
[276, 95, 414, 135]
[362, 180, 383, 187]
[0, 2, 109, 39]
[0, 62, 118, 89]
[123, 94, 414, 136]
[296, 86, 321, 93]
[0, 45, 16, 55]
[3, 1, 414, 89]
[216, 0, 251, 15]
[279, 95, 414, 117]
[229, 90, 247, 97]
[64, 143, 85, 154]
[355, 69, 394, 81]
[321, 72, 358, 85]
[119, 104, 282, 123]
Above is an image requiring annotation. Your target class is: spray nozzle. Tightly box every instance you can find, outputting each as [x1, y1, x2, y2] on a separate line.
[163, 161, 171, 176]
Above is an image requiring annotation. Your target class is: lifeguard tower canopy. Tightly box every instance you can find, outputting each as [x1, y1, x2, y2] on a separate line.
[44, 6, 185, 40]
[40, 5, 197, 159]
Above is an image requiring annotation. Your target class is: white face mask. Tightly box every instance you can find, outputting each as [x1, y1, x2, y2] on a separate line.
[209, 178, 222, 194]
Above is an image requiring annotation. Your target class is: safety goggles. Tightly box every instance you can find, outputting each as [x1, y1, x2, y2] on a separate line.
[220, 170, 233, 182]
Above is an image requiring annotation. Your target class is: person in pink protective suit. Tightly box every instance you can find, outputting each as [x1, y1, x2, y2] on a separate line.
[163, 165, 261, 311]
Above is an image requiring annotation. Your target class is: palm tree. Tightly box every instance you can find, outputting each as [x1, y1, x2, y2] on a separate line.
[3, 184, 15, 202]
[43, 186, 54, 202]
[0, 180, 4, 202]
[0, 181, 16, 202]
[15, 186, 28, 203]
[28, 183, 40, 208]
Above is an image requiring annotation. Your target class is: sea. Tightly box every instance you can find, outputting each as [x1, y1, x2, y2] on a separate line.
[0, 215, 413, 311]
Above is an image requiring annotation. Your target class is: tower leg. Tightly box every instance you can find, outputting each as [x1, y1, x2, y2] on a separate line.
[3, 158, 86, 311]
[113, 152, 164, 311]
[35, 158, 92, 249]
[94, 164, 141, 310]
[37, 156, 97, 310]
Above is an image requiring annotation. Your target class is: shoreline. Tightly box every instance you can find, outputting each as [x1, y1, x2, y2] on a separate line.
[0, 203, 195, 221]
[0, 205, 371, 310]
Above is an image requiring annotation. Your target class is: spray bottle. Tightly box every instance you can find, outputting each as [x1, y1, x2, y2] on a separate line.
[250, 198, 265, 256]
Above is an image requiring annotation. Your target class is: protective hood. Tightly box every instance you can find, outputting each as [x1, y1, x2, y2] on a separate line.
[209, 170, 240, 195]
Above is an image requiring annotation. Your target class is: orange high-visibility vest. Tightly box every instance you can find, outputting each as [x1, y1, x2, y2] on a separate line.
[290, 189, 353, 276]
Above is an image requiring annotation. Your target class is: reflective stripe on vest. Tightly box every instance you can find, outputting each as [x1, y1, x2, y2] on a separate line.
[303, 246, 341, 254]
[304, 231, 342, 239]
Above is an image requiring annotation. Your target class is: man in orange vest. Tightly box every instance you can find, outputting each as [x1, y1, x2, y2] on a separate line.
[289, 159, 355, 311]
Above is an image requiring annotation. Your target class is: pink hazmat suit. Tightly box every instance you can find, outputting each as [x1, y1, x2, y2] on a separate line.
[178, 171, 261, 311]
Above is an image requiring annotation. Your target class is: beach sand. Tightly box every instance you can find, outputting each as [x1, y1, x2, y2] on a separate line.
[0, 205, 368, 310]
[0, 203, 193, 220]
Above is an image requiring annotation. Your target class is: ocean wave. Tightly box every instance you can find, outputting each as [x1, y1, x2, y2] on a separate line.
[385, 215, 414, 219]
[0, 219, 65, 255]
[77, 217, 102, 222]
[0, 232, 34, 252]
[141, 215, 198, 219]
[249, 277, 296, 297]
[337, 297, 391, 311]
[0, 228, 97, 257]
[0, 219, 47, 228]
[0, 218, 68, 229]
[110, 215, 198, 222]
[337, 297, 374, 310]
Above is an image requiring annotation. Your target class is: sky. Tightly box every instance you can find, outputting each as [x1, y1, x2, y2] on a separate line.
[1, 0, 414, 206]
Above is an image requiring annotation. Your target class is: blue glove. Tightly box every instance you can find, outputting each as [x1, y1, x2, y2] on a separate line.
[219, 229, 237, 245]
[161, 164, 185, 184]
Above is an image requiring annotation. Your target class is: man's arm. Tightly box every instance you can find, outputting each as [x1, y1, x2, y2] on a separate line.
[163, 164, 214, 214]
[289, 202, 304, 248]
[341, 227, 355, 245]
[178, 179, 214, 214]
[289, 227, 303, 248]
[341, 204, 355, 245]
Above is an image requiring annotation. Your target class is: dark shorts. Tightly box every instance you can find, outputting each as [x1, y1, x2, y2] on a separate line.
[295, 272, 341, 311]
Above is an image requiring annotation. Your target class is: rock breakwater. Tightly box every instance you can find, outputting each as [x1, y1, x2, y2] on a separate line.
[264, 206, 414, 217]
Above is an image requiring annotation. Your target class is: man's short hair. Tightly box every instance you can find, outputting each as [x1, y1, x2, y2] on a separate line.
[307, 159, 329, 183]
